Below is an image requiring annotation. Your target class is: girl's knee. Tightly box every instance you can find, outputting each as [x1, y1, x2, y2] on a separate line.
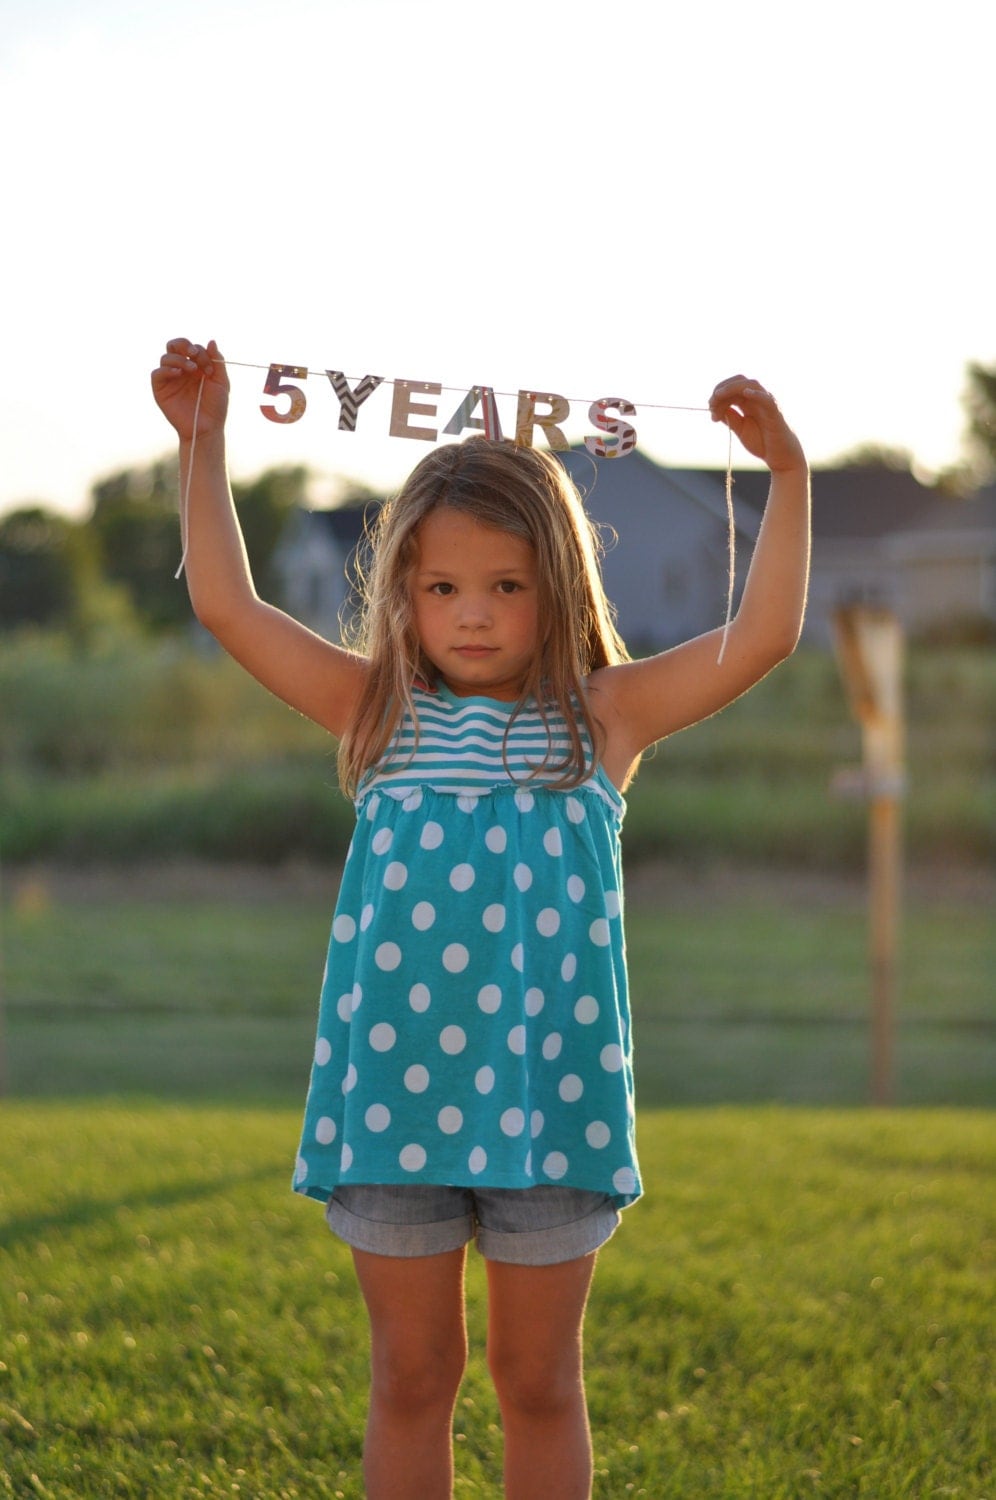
[372, 1332, 467, 1417]
[488, 1340, 584, 1418]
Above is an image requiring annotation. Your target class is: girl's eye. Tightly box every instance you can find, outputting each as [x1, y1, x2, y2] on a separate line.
[497, 580, 521, 594]
[430, 582, 455, 596]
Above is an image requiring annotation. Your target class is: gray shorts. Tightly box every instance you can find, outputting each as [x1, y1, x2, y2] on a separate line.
[325, 1182, 620, 1265]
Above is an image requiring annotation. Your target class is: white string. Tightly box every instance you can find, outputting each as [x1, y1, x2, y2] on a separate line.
[716, 425, 735, 665]
[217, 357, 710, 413]
[174, 375, 205, 580]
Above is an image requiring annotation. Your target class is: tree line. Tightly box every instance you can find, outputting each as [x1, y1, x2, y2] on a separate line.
[0, 461, 374, 640]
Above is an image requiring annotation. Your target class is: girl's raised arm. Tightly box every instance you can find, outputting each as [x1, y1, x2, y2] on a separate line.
[591, 375, 811, 789]
[151, 338, 367, 739]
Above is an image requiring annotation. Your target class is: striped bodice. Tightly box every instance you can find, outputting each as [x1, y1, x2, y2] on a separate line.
[358, 683, 622, 812]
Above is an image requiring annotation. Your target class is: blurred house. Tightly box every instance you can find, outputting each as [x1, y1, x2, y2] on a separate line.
[273, 457, 996, 651]
[732, 468, 996, 644]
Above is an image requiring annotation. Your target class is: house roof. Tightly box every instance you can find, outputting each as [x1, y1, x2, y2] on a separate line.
[305, 503, 373, 550]
[558, 448, 761, 540]
[725, 464, 947, 541]
[297, 462, 995, 554]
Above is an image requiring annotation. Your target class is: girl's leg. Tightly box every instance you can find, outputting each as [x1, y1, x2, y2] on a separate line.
[485, 1252, 598, 1500]
[352, 1246, 468, 1500]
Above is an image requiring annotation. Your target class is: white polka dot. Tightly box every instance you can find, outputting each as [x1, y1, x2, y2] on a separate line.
[524, 987, 545, 1017]
[442, 943, 469, 973]
[543, 827, 563, 857]
[440, 1025, 467, 1055]
[605, 890, 621, 918]
[567, 875, 586, 903]
[559, 1074, 584, 1102]
[513, 863, 533, 891]
[613, 1167, 637, 1196]
[315, 1117, 336, 1145]
[530, 1110, 545, 1138]
[342, 1064, 358, 1094]
[404, 1064, 430, 1093]
[485, 826, 507, 853]
[574, 995, 600, 1025]
[340, 1143, 353, 1171]
[477, 985, 502, 1014]
[360, 904, 375, 931]
[449, 863, 476, 892]
[600, 1043, 624, 1072]
[566, 797, 586, 824]
[409, 983, 431, 1012]
[420, 821, 444, 850]
[437, 1106, 463, 1135]
[536, 908, 560, 937]
[586, 1121, 611, 1149]
[371, 828, 393, 855]
[475, 1065, 495, 1094]
[524, 1150, 533, 1177]
[412, 901, 436, 931]
[295, 1156, 308, 1184]
[337, 991, 353, 1023]
[469, 1146, 488, 1175]
[400, 1144, 427, 1172]
[332, 914, 356, 942]
[561, 954, 578, 982]
[508, 1025, 527, 1055]
[543, 1152, 568, 1180]
[351, 983, 363, 1012]
[315, 1037, 332, 1066]
[514, 790, 534, 813]
[457, 795, 477, 813]
[542, 1033, 563, 1061]
[369, 1023, 397, 1052]
[365, 1103, 391, 1132]
[482, 903, 506, 933]
[364, 795, 380, 821]
[383, 861, 408, 891]
[511, 943, 525, 972]
[403, 788, 423, 812]
[375, 941, 402, 971]
[589, 918, 611, 947]
[500, 1108, 525, 1137]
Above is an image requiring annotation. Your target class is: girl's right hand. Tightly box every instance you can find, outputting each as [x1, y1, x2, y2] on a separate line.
[151, 337, 230, 440]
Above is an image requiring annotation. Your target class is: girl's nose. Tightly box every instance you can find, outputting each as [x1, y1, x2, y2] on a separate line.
[457, 593, 492, 627]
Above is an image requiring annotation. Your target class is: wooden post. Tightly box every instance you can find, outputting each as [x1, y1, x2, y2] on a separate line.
[831, 606, 906, 1106]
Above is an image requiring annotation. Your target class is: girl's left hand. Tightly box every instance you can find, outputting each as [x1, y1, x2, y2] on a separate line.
[709, 375, 807, 473]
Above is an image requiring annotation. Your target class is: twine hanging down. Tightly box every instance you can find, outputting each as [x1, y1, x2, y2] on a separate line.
[174, 375, 204, 581]
[175, 358, 738, 663]
[717, 425, 735, 665]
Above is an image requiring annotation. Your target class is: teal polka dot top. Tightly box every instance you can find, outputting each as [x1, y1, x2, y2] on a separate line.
[293, 684, 642, 1209]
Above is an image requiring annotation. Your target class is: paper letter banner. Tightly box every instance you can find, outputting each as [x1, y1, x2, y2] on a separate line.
[240, 358, 714, 459]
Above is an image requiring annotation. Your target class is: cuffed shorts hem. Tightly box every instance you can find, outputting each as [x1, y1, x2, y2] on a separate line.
[325, 1182, 620, 1266]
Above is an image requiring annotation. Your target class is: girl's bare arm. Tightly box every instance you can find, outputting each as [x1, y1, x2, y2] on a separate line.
[151, 338, 367, 738]
[590, 375, 810, 789]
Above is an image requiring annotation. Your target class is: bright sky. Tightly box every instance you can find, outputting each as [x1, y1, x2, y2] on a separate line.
[1, 0, 991, 518]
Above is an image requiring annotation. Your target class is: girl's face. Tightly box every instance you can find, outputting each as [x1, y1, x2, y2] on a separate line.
[411, 508, 540, 701]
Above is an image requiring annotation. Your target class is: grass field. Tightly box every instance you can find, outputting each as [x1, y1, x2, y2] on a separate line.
[0, 638, 992, 1494]
[3, 860, 994, 1108]
[1, 1102, 992, 1499]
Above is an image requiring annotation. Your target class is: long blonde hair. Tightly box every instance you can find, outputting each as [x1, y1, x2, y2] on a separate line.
[338, 437, 629, 796]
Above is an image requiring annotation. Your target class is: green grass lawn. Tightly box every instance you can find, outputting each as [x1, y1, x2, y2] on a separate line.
[0, 1102, 991, 1498]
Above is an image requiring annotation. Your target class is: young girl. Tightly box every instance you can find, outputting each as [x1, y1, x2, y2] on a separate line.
[152, 340, 810, 1500]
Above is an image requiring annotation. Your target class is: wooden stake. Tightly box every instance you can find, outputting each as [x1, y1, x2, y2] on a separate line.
[832, 606, 906, 1106]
